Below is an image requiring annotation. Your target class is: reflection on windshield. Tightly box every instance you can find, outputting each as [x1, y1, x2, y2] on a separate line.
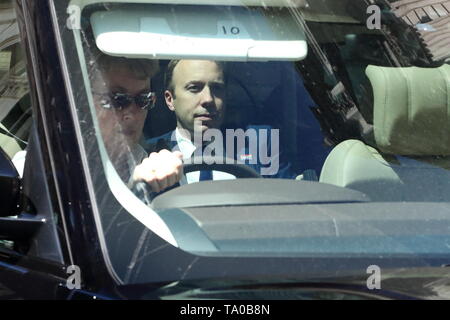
[84, 32, 328, 198]
[54, 0, 450, 285]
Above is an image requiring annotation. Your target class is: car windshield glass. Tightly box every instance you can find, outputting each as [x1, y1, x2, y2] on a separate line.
[53, 0, 450, 285]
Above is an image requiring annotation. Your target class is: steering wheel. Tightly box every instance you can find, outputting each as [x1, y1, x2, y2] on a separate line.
[183, 156, 261, 178]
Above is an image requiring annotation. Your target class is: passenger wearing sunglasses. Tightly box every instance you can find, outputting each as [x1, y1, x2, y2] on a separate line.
[91, 54, 182, 193]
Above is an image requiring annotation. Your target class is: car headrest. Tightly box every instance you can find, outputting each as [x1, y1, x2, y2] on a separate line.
[366, 64, 450, 156]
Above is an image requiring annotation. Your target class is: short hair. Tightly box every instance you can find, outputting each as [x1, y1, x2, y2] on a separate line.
[164, 59, 225, 94]
[96, 54, 159, 80]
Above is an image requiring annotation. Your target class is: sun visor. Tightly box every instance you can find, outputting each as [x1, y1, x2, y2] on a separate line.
[90, 4, 308, 61]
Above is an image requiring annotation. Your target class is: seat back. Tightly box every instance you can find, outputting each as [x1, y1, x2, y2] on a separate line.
[320, 63, 450, 201]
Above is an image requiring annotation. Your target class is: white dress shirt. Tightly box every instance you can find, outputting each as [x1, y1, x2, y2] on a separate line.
[174, 128, 235, 184]
[12, 150, 26, 178]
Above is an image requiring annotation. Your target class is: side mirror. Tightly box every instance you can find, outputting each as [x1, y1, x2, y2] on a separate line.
[0, 146, 42, 241]
[0, 147, 21, 217]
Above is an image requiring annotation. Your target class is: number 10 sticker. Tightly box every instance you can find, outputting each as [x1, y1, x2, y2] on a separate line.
[218, 21, 248, 38]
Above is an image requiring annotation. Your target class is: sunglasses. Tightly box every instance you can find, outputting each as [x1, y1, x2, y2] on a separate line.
[95, 91, 157, 110]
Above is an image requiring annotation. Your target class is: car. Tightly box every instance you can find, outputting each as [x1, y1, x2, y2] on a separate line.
[1, 0, 450, 300]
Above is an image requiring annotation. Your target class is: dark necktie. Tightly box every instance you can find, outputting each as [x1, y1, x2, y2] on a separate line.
[197, 143, 213, 181]
[199, 169, 213, 181]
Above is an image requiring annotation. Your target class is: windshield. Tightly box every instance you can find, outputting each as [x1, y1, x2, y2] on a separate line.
[52, 0, 450, 286]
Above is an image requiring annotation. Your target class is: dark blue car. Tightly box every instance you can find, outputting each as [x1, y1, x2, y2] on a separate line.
[1, 0, 450, 300]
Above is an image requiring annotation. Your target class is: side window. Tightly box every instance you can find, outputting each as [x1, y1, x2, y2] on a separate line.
[0, 1, 31, 249]
[0, 4, 31, 173]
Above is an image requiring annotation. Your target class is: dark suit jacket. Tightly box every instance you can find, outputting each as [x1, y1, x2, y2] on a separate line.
[145, 125, 297, 179]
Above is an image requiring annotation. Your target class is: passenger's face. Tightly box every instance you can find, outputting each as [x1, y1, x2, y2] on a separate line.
[165, 60, 225, 139]
[92, 63, 150, 153]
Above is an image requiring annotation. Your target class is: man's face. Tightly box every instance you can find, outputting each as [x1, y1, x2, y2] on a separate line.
[92, 63, 150, 153]
[165, 60, 225, 139]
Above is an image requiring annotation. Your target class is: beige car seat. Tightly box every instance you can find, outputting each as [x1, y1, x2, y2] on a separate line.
[320, 63, 450, 201]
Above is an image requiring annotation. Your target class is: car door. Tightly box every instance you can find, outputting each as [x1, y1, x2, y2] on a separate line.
[0, 0, 117, 300]
[0, 0, 74, 299]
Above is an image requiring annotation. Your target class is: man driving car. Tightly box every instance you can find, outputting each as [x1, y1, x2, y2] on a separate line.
[147, 59, 296, 183]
